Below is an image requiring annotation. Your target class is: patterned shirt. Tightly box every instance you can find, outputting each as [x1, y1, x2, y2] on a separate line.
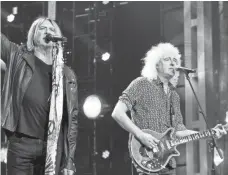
[119, 76, 186, 174]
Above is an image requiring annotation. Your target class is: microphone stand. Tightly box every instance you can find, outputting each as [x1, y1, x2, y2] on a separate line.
[183, 70, 223, 175]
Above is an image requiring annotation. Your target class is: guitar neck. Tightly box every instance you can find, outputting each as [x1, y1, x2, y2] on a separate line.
[171, 113, 228, 146]
[172, 124, 228, 146]
[172, 129, 215, 146]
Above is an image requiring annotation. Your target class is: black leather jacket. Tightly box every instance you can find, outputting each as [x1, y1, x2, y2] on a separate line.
[1, 33, 78, 172]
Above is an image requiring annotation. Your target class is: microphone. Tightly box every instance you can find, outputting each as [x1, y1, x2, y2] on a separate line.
[45, 34, 67, 42]
[175, 66, 196, 73]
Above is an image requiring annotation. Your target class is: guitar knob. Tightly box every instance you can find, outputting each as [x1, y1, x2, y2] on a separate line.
[141, 161, 147, 166]
[153, 147, 158, 153]
[147, 164, 152, 168]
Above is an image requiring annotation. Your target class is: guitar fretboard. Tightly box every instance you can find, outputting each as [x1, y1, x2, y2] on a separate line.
[171, 129, 215, 146]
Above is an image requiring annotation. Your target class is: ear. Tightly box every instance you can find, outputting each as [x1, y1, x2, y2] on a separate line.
[156, 63, 159, 68]
[156, 62, 161, 69]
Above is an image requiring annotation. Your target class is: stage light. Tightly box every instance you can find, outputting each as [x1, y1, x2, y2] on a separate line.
[83, 95, 102, 119]
[102, 150, 110, 159]
[101, 52, 110, 61]
[7, 14, 15, 22]
[12, 7, 18, 15]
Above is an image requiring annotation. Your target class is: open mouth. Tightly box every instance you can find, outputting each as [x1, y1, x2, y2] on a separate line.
[43, 37, 49, 43]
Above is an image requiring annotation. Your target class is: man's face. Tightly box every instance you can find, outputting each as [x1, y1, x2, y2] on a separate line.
[34, 20, 57, 48]
[157, 57, 179, 79]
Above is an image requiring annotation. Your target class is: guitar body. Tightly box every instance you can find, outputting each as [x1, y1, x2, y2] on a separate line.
[130, 128, 180, 173]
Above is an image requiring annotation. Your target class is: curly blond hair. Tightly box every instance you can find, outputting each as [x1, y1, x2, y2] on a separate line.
[141, 43, 181, 80]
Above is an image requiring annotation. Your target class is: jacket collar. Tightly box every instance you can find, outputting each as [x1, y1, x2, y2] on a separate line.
[22, 50, 68, 79]
[22, 51, 36, 72]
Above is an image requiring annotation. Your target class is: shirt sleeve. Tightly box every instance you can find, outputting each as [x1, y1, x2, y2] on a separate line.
[119, 77, 144, 111]
[173, 92, 187, 131]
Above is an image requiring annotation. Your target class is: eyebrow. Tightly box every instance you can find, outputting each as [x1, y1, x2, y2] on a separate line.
[39, 25, 55, 30]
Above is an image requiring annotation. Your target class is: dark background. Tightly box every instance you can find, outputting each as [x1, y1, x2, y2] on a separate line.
[1, 2, 161, 175]
[4, 2, 228, 175]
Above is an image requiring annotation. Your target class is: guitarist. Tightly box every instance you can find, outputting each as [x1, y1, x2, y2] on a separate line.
[111, 43, 226, 175]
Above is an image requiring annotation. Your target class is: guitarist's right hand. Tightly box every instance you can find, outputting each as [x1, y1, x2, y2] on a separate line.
[138, 132, 159, 149]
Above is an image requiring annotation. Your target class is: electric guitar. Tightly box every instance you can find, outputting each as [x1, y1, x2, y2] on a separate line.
[130, 123, 228, 173]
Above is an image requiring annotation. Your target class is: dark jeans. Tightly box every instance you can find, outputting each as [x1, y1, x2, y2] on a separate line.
[7, 132, 63, 175]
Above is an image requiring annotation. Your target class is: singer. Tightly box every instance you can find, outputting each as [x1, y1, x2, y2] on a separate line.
[1, 17, 78, 175]
[111, 43, 226, 175]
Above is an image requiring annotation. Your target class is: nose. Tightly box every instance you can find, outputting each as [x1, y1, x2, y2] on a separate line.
[170, 58, 177, 67]
[44, 29, 49, 35]
[170, 60, 174, 66]
[45, 28, 54, 35]
[46, 30, 51, 35]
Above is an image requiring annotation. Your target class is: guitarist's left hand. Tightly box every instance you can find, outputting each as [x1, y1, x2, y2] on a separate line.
[212, 124, 227, 139]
